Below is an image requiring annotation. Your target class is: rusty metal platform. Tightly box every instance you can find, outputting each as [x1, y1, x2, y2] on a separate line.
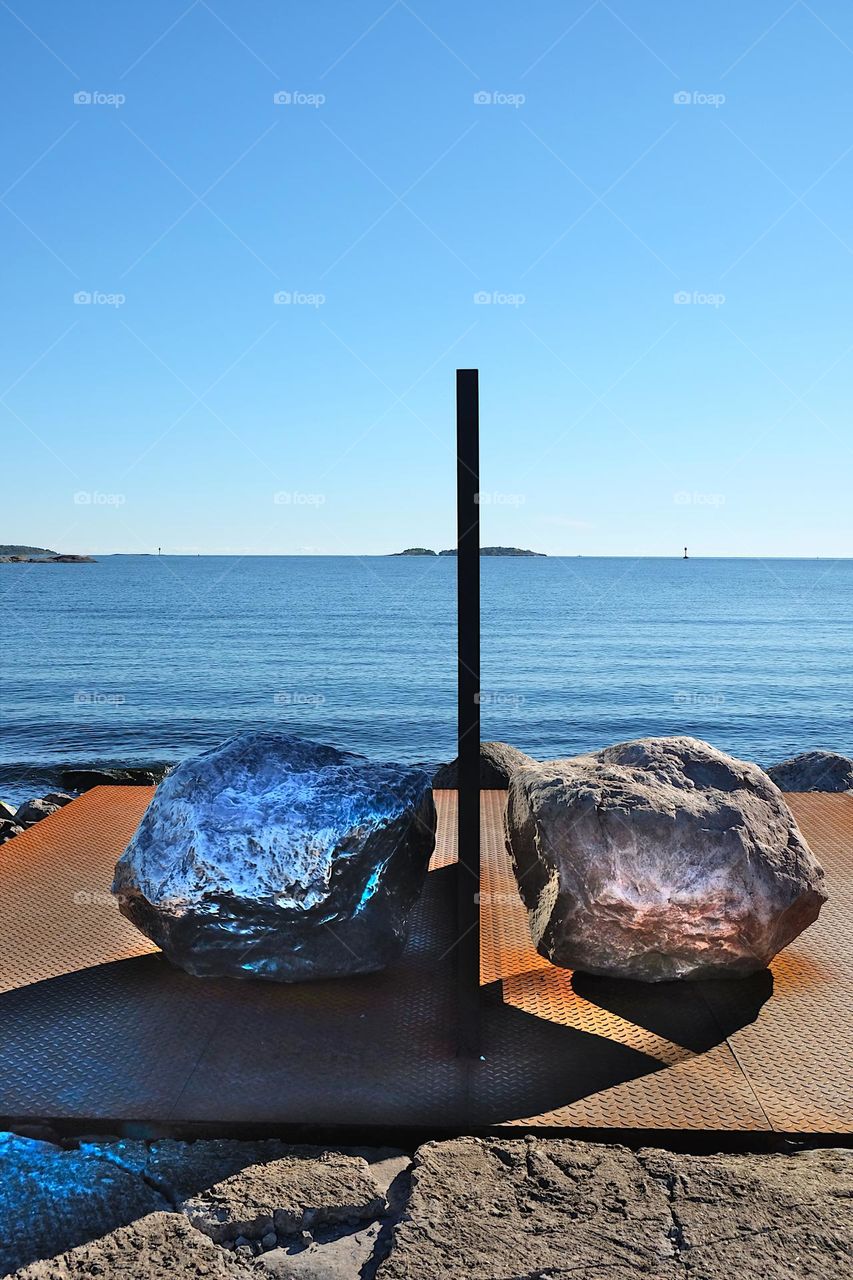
[0, 787, 850, 1135]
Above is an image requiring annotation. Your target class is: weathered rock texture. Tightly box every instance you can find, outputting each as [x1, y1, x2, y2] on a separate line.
[99, 1137, 307, 1202]
[181, 1149, 385, 1244]
[60, 764, 171, 790]
[113, 732, 436, 981]
[433, 741, 536, 790]
[13, 798, 63, 827]
[3, 1136, 407, 1279]
[378, 1138, 852, 1280]
[0, 794, 72, 843]
[767, 750, 853, 793]
[506, 736, 827, 981]
[0, 1132, 163, 1275]
[11, 1212, 254, 1279]
[639, 1146, 853, 1280]
[3, 1135, 850, 1279]
[378, 1136, 679, 1279]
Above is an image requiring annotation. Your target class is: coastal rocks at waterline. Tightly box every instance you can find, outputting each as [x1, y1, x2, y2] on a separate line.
[112, 732, 437, 981]
[0, 768, 173, 847]
[433, 741, 537, 790]
[12, 795, 73, 826]
[0, 793, 75, 845]
[767, 750, 853, 793]
[0, 803, 20, 844]
[505, 736, 827, 982]
[59, 764, 172, 791]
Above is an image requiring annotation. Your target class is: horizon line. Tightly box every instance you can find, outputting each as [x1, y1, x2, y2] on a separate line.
[22, 551, 853, 561]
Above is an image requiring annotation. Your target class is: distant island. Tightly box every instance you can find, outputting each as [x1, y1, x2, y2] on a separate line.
[0, 545, 96, 564]
[0, 545, 58, 556]
[392, 546, 545, 557]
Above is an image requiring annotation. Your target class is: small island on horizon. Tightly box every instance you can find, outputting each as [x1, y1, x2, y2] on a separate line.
[0, 545, 96, 564]
[392, 546, 546, 557]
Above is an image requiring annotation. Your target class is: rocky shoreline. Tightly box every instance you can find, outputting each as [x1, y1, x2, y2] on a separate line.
[2, 747, 851, 849]
[0, 765, 172, 845]
[0, 545, 95, 563]
[0, 1131, 849, 1278]
[434, 743, 853, 794]
[0, 554, 96, 564]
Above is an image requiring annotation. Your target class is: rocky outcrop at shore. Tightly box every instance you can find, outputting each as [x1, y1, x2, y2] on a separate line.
[1, 1132, 849, 1278]
[0, 793, 74, 844]
[767, 750, 853, 793]
[506, 736, 828, 981]
[433, 740, 537, 789]
[0, 554, 95, 564]
[0, 766, 173, 846]
[59, 765, 171, 791]
[0, 545, 58, 556]
[113, 733, 437, 981]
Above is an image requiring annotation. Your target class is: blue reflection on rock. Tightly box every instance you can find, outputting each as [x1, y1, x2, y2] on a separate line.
[113, 732, 436, 981]
[0, 1132, 163, 1275]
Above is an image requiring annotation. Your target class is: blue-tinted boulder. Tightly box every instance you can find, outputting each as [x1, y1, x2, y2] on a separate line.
[113, 733, 436, 981]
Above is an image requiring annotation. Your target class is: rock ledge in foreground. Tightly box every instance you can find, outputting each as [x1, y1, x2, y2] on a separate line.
[377, 1138, 852, 1280]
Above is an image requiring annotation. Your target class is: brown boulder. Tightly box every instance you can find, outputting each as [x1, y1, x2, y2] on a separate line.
[505, 736, 826, 981]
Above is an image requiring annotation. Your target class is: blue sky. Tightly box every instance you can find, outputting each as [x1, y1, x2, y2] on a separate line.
[3, 1, 852, 556]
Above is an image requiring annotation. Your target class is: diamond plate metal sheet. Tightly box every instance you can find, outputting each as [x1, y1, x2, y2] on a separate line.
[716, 793, 853, 1134]
[429, 789, 457, 868]
[1, 785, 849, 1134]
[479, 789, 851, 1133]
[0, 786, 157, 995]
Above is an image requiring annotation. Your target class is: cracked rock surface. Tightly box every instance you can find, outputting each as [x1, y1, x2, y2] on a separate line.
[181, 1149, 385, 1243]
[638, 1146, 853, 1280]
[2, 1133, 850, 1279]
[1, 1135, 409, 1279]
[378, 1138, 852, 1280]
[377, 1136, 681, 1279]
[12, 1212, 255, 1279]
[0, 1132, 164, 1276]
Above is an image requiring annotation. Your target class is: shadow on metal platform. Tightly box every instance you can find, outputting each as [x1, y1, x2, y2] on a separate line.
[571, 970, 775, 1053]
[1, 786, 850, 1137]
[0, 864, 765, 1133]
